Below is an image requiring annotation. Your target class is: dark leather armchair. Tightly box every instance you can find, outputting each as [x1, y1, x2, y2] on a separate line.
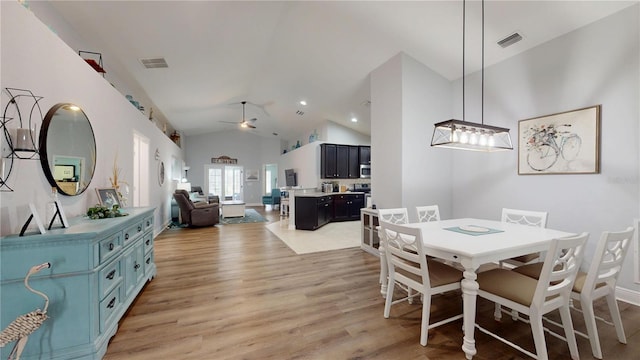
[173, 189, 219, 227]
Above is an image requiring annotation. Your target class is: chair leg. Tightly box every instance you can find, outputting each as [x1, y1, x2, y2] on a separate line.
[606, 292, 627, 344]
[420, 291, 431, 346]
[559, 305, 580, 360]
[581, 297, 603, 359]
[529, 312, 549, 360]
[383, 275, 395, 318]
[494, 303, 503, 321]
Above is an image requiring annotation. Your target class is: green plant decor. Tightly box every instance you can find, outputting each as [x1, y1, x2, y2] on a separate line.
[86, 204, 128, 219]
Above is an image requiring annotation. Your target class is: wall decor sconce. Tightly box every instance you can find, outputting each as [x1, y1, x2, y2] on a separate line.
[1, 88, 44, 192]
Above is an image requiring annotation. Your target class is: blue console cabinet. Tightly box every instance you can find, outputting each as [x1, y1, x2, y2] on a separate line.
[0, 207, 156, 359]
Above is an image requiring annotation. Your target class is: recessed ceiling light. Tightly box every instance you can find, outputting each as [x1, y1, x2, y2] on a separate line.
[351, 117, 358, 123]
[299, 100, 307, 106]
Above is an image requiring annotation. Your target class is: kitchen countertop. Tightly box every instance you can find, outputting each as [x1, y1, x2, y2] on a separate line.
[295, 191, 366, 198]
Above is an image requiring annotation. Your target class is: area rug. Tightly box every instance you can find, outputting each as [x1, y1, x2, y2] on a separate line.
[219, 209, 267, 225]
[266, 221, 360, 254]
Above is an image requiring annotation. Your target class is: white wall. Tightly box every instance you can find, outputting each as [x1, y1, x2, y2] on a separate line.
[0, 2, 183, 236]
[450, 6, 639, 293]
[184, 130, 281, 205]
[370, 53, 453, 221]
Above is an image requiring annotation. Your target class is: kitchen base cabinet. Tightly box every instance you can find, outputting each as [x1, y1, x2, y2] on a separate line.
[0, 207, 156, 360]
[295, 196, 333, 230]
[333, 193, 364, 221]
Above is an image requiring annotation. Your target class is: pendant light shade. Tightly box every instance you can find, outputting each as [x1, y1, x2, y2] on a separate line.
[432, 119, 513, 152]
[431, 0, 512, 152]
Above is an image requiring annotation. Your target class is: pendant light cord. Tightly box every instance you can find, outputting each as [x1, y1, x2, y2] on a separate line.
[462, 0, 465, 122]
[481, 0, 485, 125]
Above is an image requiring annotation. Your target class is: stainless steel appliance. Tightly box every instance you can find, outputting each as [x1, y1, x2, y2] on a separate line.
[322, 183, 333, 193]
[353, 183, 370, 193]
[359, 164, 371, 178]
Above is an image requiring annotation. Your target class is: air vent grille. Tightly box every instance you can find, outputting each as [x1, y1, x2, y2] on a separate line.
[296, 110, 304, 116]
[139, 57, 168, 69]
[497, 32, 523, 48]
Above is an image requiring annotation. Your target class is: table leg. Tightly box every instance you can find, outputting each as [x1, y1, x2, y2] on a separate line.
[461, 262, 479, 360]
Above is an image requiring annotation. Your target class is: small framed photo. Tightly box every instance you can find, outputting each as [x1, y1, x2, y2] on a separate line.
[245, 169, 259, 182]
[518, 105, 601, 175]
[96, 188, 121, 208]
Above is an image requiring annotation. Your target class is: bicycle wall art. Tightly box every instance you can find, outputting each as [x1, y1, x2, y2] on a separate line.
[518, 105, 600, 175]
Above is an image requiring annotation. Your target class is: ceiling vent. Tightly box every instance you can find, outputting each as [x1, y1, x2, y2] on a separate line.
[296, 110, 304, 116]
[139, 57, 168, 69]
[497, 32, 523, 48]
[361, 100, 371, 108]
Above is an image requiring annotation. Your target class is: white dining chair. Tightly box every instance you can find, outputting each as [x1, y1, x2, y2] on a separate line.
[476, 233, 588, 360]
[500, 208, 549, 269]
[377, 208, 410, 297]
[380, 221, 463, 346]
[415, 205, 440, 223]
[514, 227, 635, 359]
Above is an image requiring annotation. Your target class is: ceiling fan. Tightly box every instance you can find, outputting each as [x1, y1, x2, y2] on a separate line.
[220, 101, 257, 129]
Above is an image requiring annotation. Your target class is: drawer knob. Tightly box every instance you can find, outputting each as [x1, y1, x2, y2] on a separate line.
[134, 263, 141, 271]
[106, 270, 116, 280]
[108, 243, 114, 251]
[107, 297, 116, 309]
[146, 239, 150, 245]
[138, 226, 142, 232]
[146, 220, 150, 226]
[125, 233, 129, 240]
[146, 258, 151, 264]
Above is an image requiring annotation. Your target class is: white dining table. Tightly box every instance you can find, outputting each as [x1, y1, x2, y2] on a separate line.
[379, 218, 575, 360]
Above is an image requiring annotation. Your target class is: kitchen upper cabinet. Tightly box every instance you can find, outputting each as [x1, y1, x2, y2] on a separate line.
[359, 146, 371, 165]
[348, 146, 359, 178]
[321, 143, 361, 179]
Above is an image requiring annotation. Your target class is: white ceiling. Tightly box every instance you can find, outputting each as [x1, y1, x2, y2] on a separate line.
[45, 1, 636, 140]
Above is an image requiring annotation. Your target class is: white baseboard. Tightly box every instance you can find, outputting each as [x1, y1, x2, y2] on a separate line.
[616, 286, 640, 306]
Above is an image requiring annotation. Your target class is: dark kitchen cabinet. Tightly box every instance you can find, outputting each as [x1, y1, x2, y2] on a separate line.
[333, 194, 364, 221]
[321, 144, 338, 178]
[321, 143, 360, 179]
[359, 146, 371, 165]
[348, 146, 359, 178]
[295, 196, 333, 230]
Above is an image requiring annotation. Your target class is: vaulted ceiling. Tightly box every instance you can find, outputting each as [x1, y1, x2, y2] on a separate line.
[42, 1, 636, 140]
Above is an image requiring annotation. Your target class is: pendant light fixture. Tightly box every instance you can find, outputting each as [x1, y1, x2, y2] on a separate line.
[431, 0, 513, 152]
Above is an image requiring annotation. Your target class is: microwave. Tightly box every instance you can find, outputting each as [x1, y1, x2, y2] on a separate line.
[359, 164, 371, 178]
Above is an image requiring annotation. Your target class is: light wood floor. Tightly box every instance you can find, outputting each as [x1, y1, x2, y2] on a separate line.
[104, 207, 640, 360]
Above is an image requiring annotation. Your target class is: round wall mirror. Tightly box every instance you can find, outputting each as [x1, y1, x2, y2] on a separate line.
[39, 103, 96, 196]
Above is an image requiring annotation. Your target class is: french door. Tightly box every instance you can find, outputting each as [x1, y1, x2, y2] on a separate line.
[205, 164, 244, 201]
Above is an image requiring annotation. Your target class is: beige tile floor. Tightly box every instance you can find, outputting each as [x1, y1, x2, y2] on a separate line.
[266, 220, 361, 254]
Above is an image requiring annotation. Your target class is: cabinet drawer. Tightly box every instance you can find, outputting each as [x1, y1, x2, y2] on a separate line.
[144, 215, 153, 231]
[143, 233, 154, 254]
[144, 250, 154, 276]
[98, 260, 122, 300]
[123, 221, 144, 244]
[99, 232, 123, 264]
[100, 286, 121, 333]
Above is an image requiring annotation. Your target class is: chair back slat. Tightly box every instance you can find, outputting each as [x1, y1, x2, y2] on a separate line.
[416, 205, 440, 223]
[380, 221, 430, 289]
[502, 208, 548, 228]
[584, 227, 634, 291]
[534, 233, 588, 306]
[378, 208, 409, 224]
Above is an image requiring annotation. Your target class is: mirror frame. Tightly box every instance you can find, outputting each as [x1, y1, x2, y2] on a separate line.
[39, 103, 96, 196]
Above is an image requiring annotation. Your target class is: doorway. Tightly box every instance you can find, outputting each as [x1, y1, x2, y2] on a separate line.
[205, 164, 244, 201]
[264, 163, 278, 194]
